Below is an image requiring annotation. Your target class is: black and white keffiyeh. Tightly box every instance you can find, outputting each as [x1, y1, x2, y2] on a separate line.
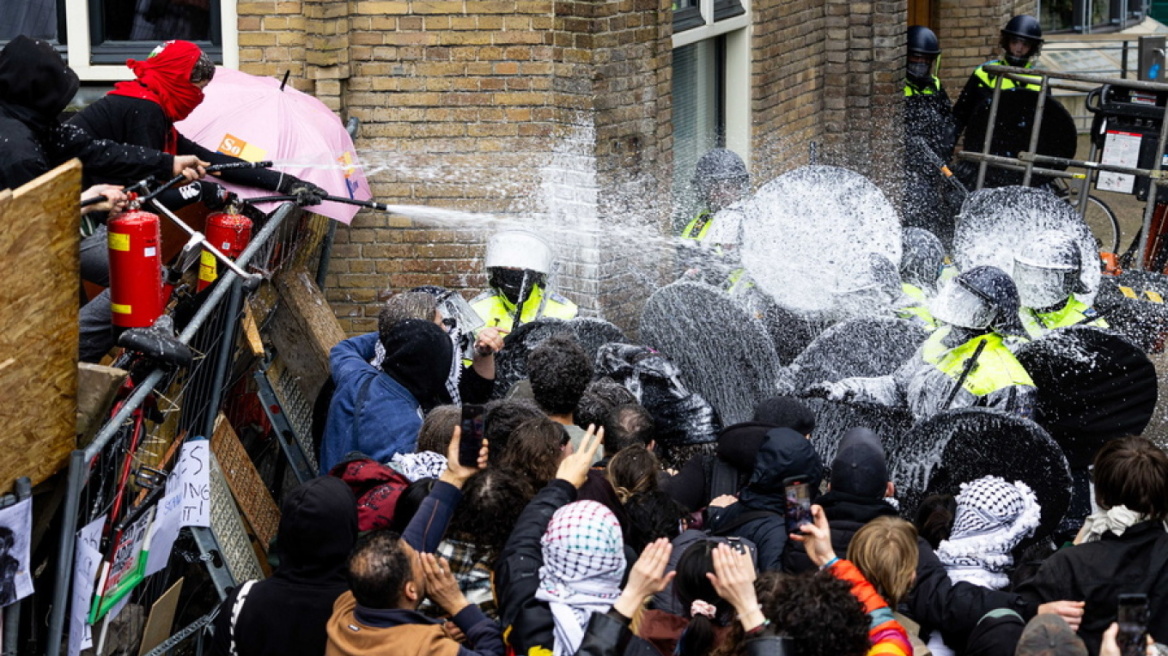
[936, 475, 1041, 589]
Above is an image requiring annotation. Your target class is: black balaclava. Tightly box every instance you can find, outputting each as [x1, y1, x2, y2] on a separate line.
[489, 267, 545, 305]
[380, 319, 454, 412]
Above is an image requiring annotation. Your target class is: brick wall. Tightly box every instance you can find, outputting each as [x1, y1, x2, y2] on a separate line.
[234, 1, 921, 337]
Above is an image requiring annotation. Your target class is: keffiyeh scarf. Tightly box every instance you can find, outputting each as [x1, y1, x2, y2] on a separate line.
[936, 476, 1041, 590]
[535, 501, 626, 656]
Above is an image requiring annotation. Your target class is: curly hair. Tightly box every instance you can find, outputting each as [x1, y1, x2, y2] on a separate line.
[575, 378, 637, 431]
[622, 490, 685, 554]
[712, 571, 869, 656]
[448, 468, 534, 560]
[417, 405, 460, 454]
[482, 399, 544, 463]
[496, 415, 566, 492]
[527, 334, 592, 415]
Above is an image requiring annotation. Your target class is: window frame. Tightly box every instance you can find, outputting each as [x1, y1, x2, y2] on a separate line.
[62, 0, 237, 81]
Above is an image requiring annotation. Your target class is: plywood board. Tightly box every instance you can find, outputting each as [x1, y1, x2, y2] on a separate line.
[76, 363, 128, 447]
[0, 160, 82, 493]
[211, 414, 280, 554]
[137, 578, 183, 656]
[269, 269, 345, 401]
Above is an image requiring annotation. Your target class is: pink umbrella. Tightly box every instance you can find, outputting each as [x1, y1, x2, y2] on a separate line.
[176, 67, 371, 223]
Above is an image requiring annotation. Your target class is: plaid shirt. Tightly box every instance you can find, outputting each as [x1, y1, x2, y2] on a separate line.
[419, 538, 497, 620]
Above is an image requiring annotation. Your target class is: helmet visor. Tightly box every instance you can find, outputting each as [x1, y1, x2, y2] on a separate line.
[1014, 260, 1074, 308]
[930, 280, 996, 330]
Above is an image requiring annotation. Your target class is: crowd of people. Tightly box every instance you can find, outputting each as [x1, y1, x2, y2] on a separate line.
[208, 275, 1168, 656]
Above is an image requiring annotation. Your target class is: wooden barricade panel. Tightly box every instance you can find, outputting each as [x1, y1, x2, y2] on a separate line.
[269, 269, 346, 402]
[0, 160, 81, 493]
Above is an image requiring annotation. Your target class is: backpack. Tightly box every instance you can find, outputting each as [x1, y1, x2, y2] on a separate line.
[328, 457, 411, 532]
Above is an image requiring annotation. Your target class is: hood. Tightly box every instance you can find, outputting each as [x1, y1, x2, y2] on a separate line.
[739, 427, 823, 510]
[829, 427, 888, 499]
[714, 422, 775, 473]
[276, 476, 358, 582]
[380, 319, 454, 412]
[0, 36, 78, 127]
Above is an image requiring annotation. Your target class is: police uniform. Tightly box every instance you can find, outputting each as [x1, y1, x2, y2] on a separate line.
[1019, 295, 1108, 339]
[829, 325, 1036, 421]
[470, 284, 577, 334]
[953, 59, 1042, 137]
[679, 205, 750, 293]
[896, 283, 938, 331]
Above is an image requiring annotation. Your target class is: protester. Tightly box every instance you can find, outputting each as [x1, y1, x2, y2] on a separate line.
[1016, 437, 1168, 653]
[320, 318, 453, 473]
[528, 333, 594, 452]
[496, 415, 569, 494]
[210, 476, 358, 656]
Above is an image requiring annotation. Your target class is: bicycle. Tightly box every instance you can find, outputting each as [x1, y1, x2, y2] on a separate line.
[1049, 176, 1122, 255]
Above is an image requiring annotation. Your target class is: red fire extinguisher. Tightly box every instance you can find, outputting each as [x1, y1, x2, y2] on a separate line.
[197, 211, 253, 292]
[108, 209, 165, 328]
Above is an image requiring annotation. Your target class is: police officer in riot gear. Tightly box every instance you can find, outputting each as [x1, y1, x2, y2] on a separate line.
[903, 26, 959, 240]
[953, 14, 1045, 139]
[678, 148, 752, 292]
[897, 227, 947, 330]
[470, 229, 578, 334]
[807, 265, 1036, 421]
[1014, 231, 1107, 338]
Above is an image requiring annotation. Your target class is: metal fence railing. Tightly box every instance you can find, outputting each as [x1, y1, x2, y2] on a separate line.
[41, 201, 317, 656]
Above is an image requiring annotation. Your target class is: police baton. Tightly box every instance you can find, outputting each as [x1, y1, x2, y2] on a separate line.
[943, 338, 987, 410]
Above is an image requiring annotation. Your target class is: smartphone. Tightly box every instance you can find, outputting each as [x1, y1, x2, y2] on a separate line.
[1117, 593, 1149, 656]
[784, 476, 813, 533]
[459, 404, 486, 467]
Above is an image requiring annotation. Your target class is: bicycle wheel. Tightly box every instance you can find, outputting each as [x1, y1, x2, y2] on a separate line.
[1082, 194, 1121, 255]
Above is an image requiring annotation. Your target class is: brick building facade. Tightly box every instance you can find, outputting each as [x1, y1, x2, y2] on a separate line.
[232, 0, 1036, 337]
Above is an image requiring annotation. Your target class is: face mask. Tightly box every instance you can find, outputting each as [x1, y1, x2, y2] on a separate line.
[907, 60, 932, 85]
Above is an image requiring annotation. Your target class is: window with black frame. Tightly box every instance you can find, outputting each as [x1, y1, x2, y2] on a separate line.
[1039, 0, 1150, 32]
[87, 0, 222, 64]
[671, 37, 726, 222]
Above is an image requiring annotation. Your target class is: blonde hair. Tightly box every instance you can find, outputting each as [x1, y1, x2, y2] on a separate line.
[847, 516, 919, 606]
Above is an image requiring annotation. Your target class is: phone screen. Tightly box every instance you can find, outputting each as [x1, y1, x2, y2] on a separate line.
[784, 481, 813, 533]
[1117, 593, 1149, 656]
[459, 404, 485, 467]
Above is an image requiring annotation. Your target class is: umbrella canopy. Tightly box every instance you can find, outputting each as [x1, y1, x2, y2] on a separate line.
[176, 67, 372, 223]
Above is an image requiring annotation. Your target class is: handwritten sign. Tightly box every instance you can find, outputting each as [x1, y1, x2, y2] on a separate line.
[68, 515, 105, 656]
[143, 490, 183, 577]
[167, 440, 211, 528]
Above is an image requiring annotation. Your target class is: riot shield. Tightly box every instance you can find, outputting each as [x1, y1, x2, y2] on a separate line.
[739, 165, 902, 319]
[567, 317, 627, 364]
[1015, 326, 1157, 468]
[640, 280, 783, 425]
[888, 408, 1071, 543]
[953, 186, 1100, 300]
[958, 89, 1078, 189]
[786, 317, 926, 464]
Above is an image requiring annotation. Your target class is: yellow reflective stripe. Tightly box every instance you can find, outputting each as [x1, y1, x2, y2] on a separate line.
[973, 63, 1042, 92]
[921, 327, 1033, 395]
[681, 210, 713, 241]
[904, 76, 942, 97]
[470, 286, 578, 334]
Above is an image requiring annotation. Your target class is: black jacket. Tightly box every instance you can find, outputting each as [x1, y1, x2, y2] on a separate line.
[0, 36, 174, 191]
[69, 94, 291, 192]
[573, 610, 788, 656]
[662, 422, 774, 513]
[210, 476, 358, 656]
[1016, 521, 1168, 655]
[495, 479, 655, 656]
[782, 490, 898, 573]
[707, 428, 822, 572]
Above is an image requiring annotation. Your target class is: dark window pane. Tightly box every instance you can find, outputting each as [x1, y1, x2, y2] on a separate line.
[89, 0, 221, 65]
[672, 38, 726, 218]
[0, 0, 61, 42]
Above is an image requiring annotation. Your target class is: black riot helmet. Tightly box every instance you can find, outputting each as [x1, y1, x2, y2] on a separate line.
[901, 227, 945, 292]
[691, 148, 750, 211]
[907, 26, 941, 87]
[908, 26, 941, 56]
[1000, 15, 1043, 67]
[930, 265, 1026, 336]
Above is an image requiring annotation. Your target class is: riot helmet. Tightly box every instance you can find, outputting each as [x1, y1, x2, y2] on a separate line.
[485, 229, 554, 306]
[1000, 15, 1043, 67]
[907, 26, 941, 87]
[901, 227, 945, 291]
[835, 253, 902, 315]
[931, 265, 1024, 334]
[1013, 231, 1087, 309]
[691, 148, 750, 212]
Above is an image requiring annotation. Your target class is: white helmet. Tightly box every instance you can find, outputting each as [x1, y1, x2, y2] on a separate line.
[485, 229, 553, 275]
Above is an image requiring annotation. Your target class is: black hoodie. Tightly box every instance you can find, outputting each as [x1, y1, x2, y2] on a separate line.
[707, 427, 822, 572]
[210, 476, 358, 656]
[0, 35, 173, 191]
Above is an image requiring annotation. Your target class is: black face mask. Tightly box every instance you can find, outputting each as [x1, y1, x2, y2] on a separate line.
[907, 60, 933, 86]
[1004, 53, 1031, 67]
[488, 268, 545, 305]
